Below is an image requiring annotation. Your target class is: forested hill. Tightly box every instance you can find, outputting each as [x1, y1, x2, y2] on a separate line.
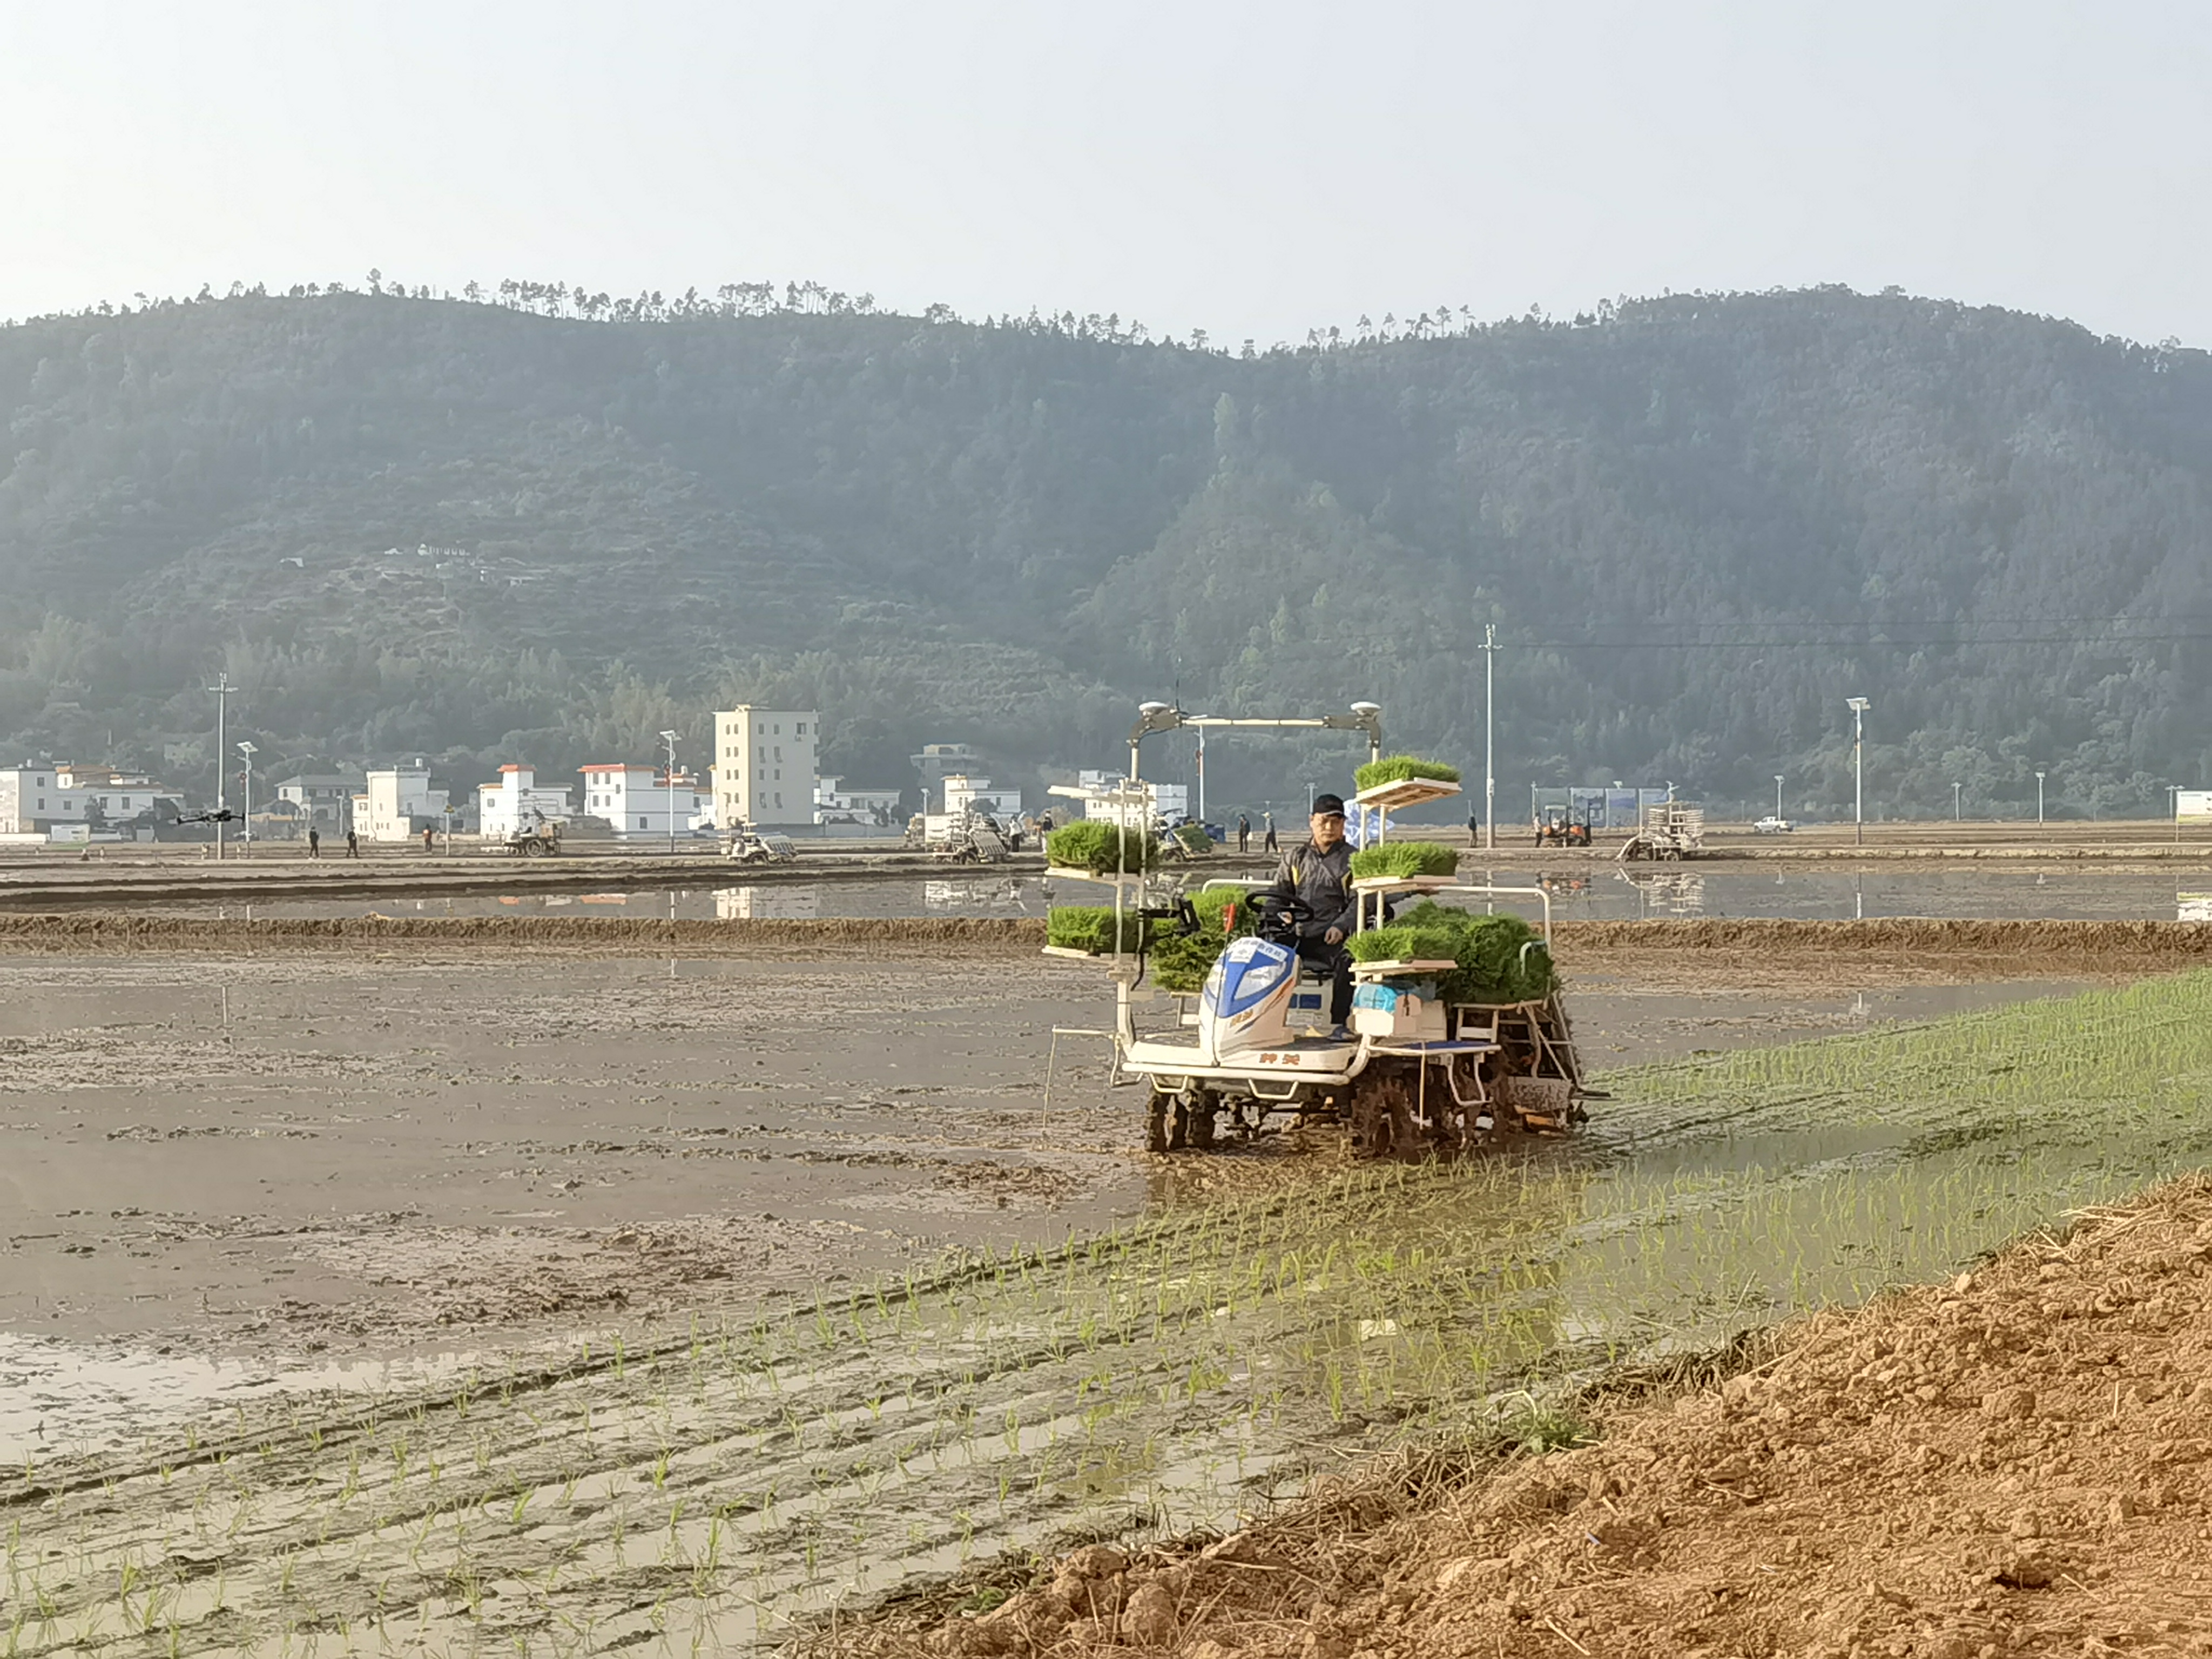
[2, 285, 2209, 818]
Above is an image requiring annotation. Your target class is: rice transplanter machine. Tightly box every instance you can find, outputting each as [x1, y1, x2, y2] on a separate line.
[1044, 703, 1588, 1156]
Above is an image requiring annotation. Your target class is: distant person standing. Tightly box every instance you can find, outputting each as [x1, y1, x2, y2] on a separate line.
[422, 825, 435, 855]
[1236, 813, 1250, 853]
[1262, 810, 1278, 854]
[1467, 806, 1481, 845]
[345, 829, 359, 859]
[306, 827, 320, 859]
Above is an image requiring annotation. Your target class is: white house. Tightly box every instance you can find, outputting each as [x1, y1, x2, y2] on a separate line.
[816, 775, 904, 826]
[0, 765, 91, 834]
[943, 773, 1022, 820]
[477, 765, 573, 840]
[59, 766, 184, 827]
[911, 743, 985, 811]
[579, 763, 705, 839]
[275, 773, 362, 836]
[360, 762, 450, 842]
[713, 706, 818, 830]
[1057, 770, 1188, 828]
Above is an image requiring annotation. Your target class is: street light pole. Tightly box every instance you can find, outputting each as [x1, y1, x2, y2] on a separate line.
[1482, 623, 1496, 852]
[660, 730, 680, 855]
[2035, 770, 2046, 827]
[1953, 781, 1961, 822]
[235, 740, 257, 858]
[206, 673, 232, 860]
[1845, 698, 1870, 847]
[1774, 774, 1784, 821]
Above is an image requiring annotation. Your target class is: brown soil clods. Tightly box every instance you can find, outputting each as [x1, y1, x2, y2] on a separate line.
[847, 1175, 2212, 1658]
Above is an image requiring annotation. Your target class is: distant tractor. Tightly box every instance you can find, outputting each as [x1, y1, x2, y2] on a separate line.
[1618, 801, 1705, 862]
[724, 825, 799, 864]
[502, 815, 564, 857]
[1534, 808, 1591, 847]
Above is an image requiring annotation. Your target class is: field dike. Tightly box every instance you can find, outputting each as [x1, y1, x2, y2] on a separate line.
[0, 913, 2209, 962]
[6, 972, 2212, 1655]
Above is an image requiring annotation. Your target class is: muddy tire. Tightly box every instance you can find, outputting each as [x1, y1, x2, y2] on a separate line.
[1145, 1091, 1182, 1154]
[1182, 1089, 1218, 1151]
[1350, 1073, 1417, 1158]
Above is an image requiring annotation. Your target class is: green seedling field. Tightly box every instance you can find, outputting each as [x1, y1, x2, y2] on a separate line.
[11, 972, 2212, 1655]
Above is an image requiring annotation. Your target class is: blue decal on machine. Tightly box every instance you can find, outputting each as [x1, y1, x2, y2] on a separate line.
[1205, 937, 1296, 1019]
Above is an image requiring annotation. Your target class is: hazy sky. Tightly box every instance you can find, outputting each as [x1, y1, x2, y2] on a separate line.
[4, 1, 2208, 345]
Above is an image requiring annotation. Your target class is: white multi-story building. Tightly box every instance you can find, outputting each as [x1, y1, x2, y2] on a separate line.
[360, 762, 450, 842]
[713, 707, 818, 830]
[58, 766, 184, 827]
[1057, 770, 1188, 828]
[275, 773, 362, 836]
[943, 774, 1022, 820]
[578, 764, 705, 839]
[477, 765, 573, 840]
[0, 765, 91, 834]
[815, 775, 905, 827]
[911, 743, 984, 811]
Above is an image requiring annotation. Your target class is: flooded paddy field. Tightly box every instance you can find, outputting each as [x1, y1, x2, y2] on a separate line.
[2, 925, 2208, 1655]
[80, 863, 2212, 923]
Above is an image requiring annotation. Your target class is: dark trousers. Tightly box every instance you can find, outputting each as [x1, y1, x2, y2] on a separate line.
[1296, 934, 1354, 1025]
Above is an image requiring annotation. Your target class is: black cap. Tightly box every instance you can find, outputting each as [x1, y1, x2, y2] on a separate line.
[1311, 793, 1347, 817]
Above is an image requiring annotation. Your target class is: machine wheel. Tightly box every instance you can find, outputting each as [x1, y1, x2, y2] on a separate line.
[1145, 1091, 1184, 1154]
[1181, 1088, 1218, 1151]
[1350, 1073, 1420, 1158]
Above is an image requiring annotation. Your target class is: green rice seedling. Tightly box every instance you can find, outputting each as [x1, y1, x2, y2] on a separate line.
[1353, 755, 1461, 790]
[1347, 841, 1460, 879]
[1044, 907, 1148, 954]
[1044, 821, 1157, 874]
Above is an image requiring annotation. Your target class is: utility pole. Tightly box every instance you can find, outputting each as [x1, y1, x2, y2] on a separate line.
[1482, 623, 1496, 852]
[206, 673, 233, 860]
[1953, 781, 1962, 822]
[660, 730, 680, 855]
[1846, 697, 1869, 847]
[1774, 774, 1784, 821]
[2035, 770, 2046, 826]
[236, 741, 257, 857]
[1196, 726, 1205, 826]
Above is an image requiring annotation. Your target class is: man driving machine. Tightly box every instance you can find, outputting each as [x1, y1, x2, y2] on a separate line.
[1257, 793, 1359, 1038]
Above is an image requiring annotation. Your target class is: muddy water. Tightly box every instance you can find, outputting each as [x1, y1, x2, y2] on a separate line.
[6, 973, 2209, 1655]
[139, 867, 2212, 921]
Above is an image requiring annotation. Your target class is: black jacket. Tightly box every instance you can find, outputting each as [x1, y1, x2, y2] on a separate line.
[1262, 839, 1358, 939]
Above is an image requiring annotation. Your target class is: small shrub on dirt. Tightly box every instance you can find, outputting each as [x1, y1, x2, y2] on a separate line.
[1348, 840, 1460, 880]
[1046, 906, 1147, 953]
[1501, 1400, 1595, 1454]
[1354, 755, 1462, 791]
[1045, 821, 1157, 874]
[1172, 822, 1213, 854]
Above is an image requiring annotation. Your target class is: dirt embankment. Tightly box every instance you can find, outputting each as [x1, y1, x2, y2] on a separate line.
[0, 912, 1049, 954]
[0, 912, 2208, 973]
[842, 1176, 2212, 1659]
